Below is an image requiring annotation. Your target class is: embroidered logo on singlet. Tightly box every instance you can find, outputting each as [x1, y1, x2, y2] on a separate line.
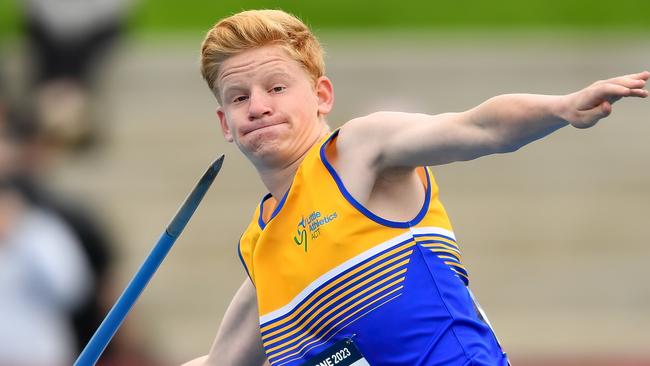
[293, 211, 338, 252]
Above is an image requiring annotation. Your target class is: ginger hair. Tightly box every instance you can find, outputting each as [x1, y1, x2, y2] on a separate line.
[200, 9, 325, 103]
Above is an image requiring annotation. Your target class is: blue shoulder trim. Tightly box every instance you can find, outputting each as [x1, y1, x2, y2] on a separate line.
[257, 193, 273, 229]
[319, 129, 431, 229]
[257, 189, 290, 230]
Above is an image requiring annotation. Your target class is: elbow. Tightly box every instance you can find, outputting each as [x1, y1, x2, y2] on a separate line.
[481, 132, 521, 155]
[493, 130, 547, 154]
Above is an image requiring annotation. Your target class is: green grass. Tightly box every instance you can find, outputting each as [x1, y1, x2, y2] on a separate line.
[0, 0, 21, 39]
[1, 0, 649, 38]
[132, 0, 650, 33]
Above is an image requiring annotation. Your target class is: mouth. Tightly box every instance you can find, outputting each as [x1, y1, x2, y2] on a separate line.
[242, 121, 287, 136]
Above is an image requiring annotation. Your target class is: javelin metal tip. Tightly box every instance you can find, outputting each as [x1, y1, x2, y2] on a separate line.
[166, 154, 225, 238]
[211, 154, 225, 173]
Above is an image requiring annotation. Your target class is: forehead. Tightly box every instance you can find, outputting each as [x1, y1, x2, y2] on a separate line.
[218, 45, 305, 86]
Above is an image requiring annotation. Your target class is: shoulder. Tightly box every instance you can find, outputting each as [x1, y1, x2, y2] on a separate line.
[335, 113, 385, 167]
[336, 111, 427, 162]
[325, 114, 419, 205]
[336, 111, 421, 175]
[337, 112, 397, 148]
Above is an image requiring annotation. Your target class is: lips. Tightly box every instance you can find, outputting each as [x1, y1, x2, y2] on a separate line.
[241, 120, 287, 135]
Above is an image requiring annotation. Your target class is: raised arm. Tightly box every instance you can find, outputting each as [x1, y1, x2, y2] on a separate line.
[338, 71, 649, 170]
[182, 278, 268, 366]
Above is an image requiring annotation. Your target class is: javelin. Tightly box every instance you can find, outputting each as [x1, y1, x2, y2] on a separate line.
[74, 155, 225, 366]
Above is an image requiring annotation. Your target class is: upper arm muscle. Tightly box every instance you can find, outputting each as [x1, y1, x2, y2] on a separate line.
[338, 111, 495, 172]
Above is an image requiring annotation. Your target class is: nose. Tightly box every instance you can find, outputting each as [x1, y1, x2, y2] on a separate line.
[248, 88, 272, 121]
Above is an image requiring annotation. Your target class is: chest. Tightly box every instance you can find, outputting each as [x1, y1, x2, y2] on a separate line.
[252, 193, 408, 315]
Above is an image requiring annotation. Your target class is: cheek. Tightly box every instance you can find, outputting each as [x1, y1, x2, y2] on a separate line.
[224, 110, 244, 133]
[291, 91, 319, 117]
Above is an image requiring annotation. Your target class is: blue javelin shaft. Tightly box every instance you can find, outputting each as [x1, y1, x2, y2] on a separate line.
[74, 155, 224, 366]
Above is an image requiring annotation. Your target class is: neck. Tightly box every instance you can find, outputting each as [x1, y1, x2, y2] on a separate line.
[257, 126, 330, 199]
[258, 158, 303, 200]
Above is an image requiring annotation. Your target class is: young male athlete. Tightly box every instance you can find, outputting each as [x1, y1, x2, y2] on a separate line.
[184, 9, 648, 366]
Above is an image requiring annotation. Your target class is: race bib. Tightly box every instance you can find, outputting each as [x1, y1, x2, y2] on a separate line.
[300, 338, 370, 366]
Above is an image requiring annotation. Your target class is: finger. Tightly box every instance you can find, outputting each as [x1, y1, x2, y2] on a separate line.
[587, 100, 612, 121]
[592, 71, 649, 88]
[579, 83, 630, 110]
[614, 71, 650, 81]
[603, 76, 646, 89]
[628, 88, 649, 98]
[601, 84, 648, 103]
[600, 100, 612, 117]
[573, 100, 611, 129]
[638, 70, 649, 80]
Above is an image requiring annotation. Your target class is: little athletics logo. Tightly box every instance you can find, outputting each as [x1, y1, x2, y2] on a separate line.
[293, 211, 338, 252]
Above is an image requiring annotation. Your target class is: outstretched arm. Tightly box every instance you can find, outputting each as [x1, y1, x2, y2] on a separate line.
[182, 278, 269, 366]
[338, 71, 649, 170]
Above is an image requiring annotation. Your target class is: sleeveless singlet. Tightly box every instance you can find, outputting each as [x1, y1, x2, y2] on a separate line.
[238, 130, 509, 366]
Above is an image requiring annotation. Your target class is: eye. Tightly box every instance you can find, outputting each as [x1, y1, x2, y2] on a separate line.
[232, 95, 248, 103]
[270, 86, 286, 93]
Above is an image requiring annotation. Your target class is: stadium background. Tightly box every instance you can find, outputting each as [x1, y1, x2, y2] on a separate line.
[1, 1, 649, 364]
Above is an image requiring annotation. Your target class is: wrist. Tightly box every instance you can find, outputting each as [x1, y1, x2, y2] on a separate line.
[553, 94, 574, 126]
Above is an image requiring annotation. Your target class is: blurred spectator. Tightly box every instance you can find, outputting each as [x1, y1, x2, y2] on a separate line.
[22, 0, 131, 150]
[3, 106, 157, 365]
[0, 118, 93, 365]
[8, 111, 116, 356]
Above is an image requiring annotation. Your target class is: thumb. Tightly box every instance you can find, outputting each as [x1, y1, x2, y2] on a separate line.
[573, 100, 612, 129]
[600, 100, 612, 117]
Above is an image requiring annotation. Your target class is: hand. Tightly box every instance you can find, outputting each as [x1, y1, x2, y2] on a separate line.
[563, 71, 649, 129]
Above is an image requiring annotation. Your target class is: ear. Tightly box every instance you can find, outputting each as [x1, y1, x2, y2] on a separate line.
[315, 76, 334, 116]
[216, 107, 234, 142]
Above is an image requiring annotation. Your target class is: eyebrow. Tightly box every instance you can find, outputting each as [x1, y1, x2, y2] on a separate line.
[221, 69, 295, 95]
[221, 85, 247, 100]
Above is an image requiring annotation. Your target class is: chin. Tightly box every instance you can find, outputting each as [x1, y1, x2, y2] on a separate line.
[239, 137, 290, 166]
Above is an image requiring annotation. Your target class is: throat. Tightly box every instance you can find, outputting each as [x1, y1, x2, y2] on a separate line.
[256, 126, 331, 201]
[258, 159, 301, 200]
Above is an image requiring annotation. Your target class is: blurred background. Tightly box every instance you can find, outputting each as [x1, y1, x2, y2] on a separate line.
[1, 1, 649, 365]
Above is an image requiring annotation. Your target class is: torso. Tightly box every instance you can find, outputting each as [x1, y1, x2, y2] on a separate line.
[239, 130, 508, 366]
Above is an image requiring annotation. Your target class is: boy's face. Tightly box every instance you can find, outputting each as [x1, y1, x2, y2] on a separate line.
[216, 45, 333, 167]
